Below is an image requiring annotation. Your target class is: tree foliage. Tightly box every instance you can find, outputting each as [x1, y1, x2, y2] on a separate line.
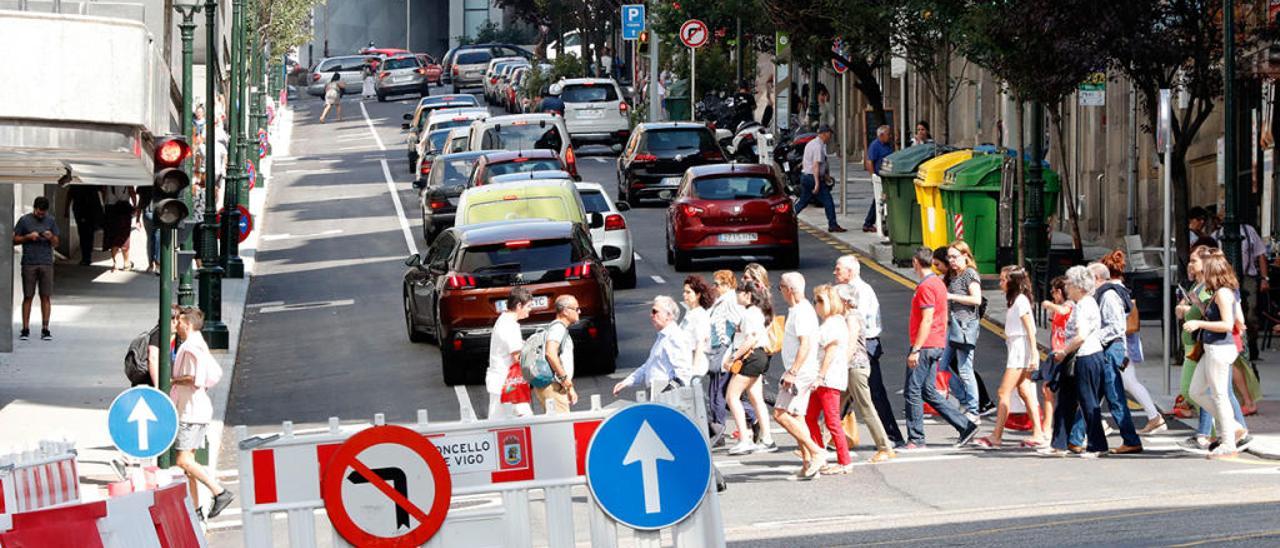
[254, 0, 325, 59]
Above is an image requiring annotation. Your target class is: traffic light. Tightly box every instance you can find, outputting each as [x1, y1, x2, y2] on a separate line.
[153, 136, 191, 229]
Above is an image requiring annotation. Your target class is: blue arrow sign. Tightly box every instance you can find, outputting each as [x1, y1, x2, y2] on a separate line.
[621, 5, 645, 41]
[585, 403, 711, 530]
[107, 386, 179, 459]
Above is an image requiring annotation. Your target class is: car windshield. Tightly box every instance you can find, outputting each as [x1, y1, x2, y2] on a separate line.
[429, 119, 476, 132]
[692, 176, 777, 200]
[485, 159, 563, 180]
[426, 130, 452, 153]
[459, 239, 576, 273]
[561, 84, 618, 103]
[578, 190, 611, 213]
[422, 95, 477, 107]
[480, 124, 563, 152]
[643, 129, 715, 153]
[433, 157, 479, 188]
[384, 57, 418, 70]
[457, 51, 492, 65]
[467, 197, 573, 224]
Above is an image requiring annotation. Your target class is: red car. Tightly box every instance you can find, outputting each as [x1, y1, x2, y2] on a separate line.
[415, 53, 444, 85]
[666, 163, 799, 271]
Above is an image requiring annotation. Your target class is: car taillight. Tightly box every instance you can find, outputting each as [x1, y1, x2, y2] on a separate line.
[379, 71, 390, 79]
[452, 66, 459, 75]
[633, 153, 657, 163]
[429, 199, 449, 210]
[619, 102, 629, 115]
[416, 68, 426, 75]
[681, 204, 705, 217]
[505, 239, 532, 248]
[563, 262, 593, 280]
[452, 339, 463, 351]
[604, 213, 626, 231]
[702, 150, 724, 161]
[445, 274, 476, 289]
[773, 202, 792, 214]
[312, 73, 321, 82]
[419, 162, 432, 176]
[565, 146, 578, 176]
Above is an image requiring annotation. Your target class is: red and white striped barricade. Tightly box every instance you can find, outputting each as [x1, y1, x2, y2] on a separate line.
[236, 379, 724, 548]
[0, 437, 80, 526]
[0, 481, 206, 548]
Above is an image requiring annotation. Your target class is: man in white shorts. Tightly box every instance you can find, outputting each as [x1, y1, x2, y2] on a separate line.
[772, 272, 827, 480]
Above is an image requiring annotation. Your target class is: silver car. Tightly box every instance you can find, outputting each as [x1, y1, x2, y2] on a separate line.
[307, 55, 374, 96]
[374, 55, 429, 101]
[450, 49, 495, 93]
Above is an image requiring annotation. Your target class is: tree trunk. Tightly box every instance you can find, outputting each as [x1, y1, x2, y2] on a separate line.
[849, 60, 886, 144]
[1171, 142, 1191, 274]
[1049, 103, 1083, 250]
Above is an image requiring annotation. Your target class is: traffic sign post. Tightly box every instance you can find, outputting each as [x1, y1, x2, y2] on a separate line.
[107, 387, 179, 460]
[585, 403, 712, 530]
[621, 4, 645, 41]
[680, 19, 709, 121]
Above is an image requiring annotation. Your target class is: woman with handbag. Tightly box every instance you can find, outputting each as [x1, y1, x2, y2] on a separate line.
[1182, 247, 1250, 459]
[706, 271, 760, 447]
[1099, 251, 1165, 434]
[940, 242, 993, 421]
[1043, 266, 1109, 458]
[836, 284, 896, 463]
[1039, 276, 1073, 428]
[975, 266, 1044, 449]
[724, 281, 777, 456]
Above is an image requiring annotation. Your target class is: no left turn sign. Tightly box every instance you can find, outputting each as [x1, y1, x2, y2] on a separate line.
[680, 19, 709, 48]
[321, 425, 453, 547]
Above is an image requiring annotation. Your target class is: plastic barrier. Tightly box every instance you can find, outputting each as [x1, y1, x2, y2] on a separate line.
[0, 481, 205, 548]
[0, 438, 80, 520]
[236, 379, 725, 548]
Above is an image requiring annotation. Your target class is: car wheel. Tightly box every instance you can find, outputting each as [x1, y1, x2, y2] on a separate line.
[665, 232, 675, 265]
[625, 187, 641, 209]
[452, 85, 461, 94]
[616, 262, 638, 289]
[408, 153, 417, 172]
[441, 348, 467, 386]
[673, 247, 692, 272]
[777, 244, 800, 269]
[405, 292, 428, 343]
[377, 93, 387, 102]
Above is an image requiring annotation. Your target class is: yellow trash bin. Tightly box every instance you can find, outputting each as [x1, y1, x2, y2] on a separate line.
[913, 149, 973, 250]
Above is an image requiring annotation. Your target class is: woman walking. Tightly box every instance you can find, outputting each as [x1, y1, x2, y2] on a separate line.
[1044, 265, 1108, 458]
[706, 271, 754, 446]
[805, 285, 853, 474]
[834, 285, 896, 463]
[1099, 251, 1166, 434]
[319, 74, 344, 123]
[102, 185, 136, 271]
[1039, 276, 1072, 428]
[724, 281, 777, 455]
[1183, 248, 1247, 459]
[681, 275, 714, 379]
[361, 59, 377, 100]
[941, 242, 993, 420]
[975, 266, 1044, 448]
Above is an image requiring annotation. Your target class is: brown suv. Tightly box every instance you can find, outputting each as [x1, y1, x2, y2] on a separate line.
[402, 219, 617, 385]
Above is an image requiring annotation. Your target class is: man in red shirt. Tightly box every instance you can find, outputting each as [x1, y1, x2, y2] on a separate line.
[904, 247, 977, 449]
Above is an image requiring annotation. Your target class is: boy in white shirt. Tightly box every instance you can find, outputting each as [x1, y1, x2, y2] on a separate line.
[171, 308, 234, 518]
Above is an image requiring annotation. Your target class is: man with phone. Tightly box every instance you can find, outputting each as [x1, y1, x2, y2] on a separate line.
[13, 196, 59, 341]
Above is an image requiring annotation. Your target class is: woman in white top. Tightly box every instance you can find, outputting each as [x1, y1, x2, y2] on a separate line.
[836, 285, 895, 463]
[1183, 247, 1246, 459]
[680, 276, 714, 378]
[976, 266, 1044, 449]
[804, 285, 854, 474]
[1044, 265, 1107, 457]
[724, 282, 776, 455]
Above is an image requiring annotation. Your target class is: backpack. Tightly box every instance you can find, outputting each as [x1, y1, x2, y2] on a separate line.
[764, 315, 786, 355]
[124, 327, 157, 386]
[519, 322, 569, 388]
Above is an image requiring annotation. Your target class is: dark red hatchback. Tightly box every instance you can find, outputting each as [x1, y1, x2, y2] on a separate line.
[665, 163, 798, 271]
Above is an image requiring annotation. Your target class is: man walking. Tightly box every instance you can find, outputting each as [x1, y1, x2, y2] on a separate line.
[489, 288, 534, 418]
[772, 272, 829, 479]
[903, 248, 978, 449]
[537, 295, 580, 413]
[834, 255, 905, 447]
[795, 125, 846, 233]
[863, 125, 895, 233]
[63, 185, 102, 265]
[1213, 215, 1269, 361]
[14, 196, 59, 341]
[614, 296, 691, 395]
[170, 308, 234, 518]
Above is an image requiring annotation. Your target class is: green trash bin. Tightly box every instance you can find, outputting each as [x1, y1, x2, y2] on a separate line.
[940, 155, 1062, 274]
[879, 144, 947, 265]
[663, 97, 691, 121]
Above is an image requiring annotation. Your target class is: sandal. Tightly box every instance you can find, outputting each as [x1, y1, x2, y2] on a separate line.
[974, 436, 999, 449]
[820, 463, 852, 475]
[1020, 439, 1044, 448]
[1242, 404, 1258, 417]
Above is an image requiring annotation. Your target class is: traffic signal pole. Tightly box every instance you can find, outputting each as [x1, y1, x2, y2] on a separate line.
[200, 0, 229, 350]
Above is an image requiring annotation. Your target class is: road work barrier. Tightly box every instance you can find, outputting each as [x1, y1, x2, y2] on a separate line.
[236, 379, 725, 547]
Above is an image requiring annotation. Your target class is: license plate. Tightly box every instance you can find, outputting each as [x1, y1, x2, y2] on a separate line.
[718, 233, 758, 243]
[577, 109, 603, 119]
[466, 71, 480, 78]
[395, 75, 411, 82]
[661, 177, 681, 186]
[495, 295, 548, 312]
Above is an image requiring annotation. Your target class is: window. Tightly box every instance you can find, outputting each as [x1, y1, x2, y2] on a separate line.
[383, 57, 420, 70]
[431, 157, 479, 189]
[578, 190, 611, 213]
[341, 58, 371, 71]
[427, 234, 455, 269]
[426, 130, 452, 154]
[428, 119, 475, 133]
[449, 136, 470, 153]
[642, 129, 715, 153]
[692, 176, 777, 200]
[484, 159, 564, 181]
[456, 51, 491, 65]
[561, 84, 618, 103]
[463, 0, 491, 42]
[480, 124, 563, 152]
[459, 239, 577, 273]
[466, 197, 572, 224]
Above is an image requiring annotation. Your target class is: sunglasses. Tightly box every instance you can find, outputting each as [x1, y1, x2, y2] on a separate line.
[650, 309, 662, 316]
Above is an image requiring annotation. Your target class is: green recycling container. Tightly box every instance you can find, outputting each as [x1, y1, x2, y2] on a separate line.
[940, 155, 1062, 274]
[878, 144, 947, 265]
[663, 97, 691, 121]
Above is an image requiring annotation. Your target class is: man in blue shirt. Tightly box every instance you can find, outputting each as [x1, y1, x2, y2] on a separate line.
[863, 125, 895, 232]
[13, 196, 60, 341]
[538, 85, 566, 115]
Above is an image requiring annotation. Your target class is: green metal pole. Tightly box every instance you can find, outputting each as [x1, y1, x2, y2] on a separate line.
[177, 5, 199, 308]
[222, 0, 245, 278]
[200, 0, 229, 350]
[1024, 101, 1048, 286]
[1223, 0, 1242, 273]
[248, 15, 265, 194]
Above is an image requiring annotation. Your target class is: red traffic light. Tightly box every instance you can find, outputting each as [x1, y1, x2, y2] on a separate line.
[155, 138, 190, 168]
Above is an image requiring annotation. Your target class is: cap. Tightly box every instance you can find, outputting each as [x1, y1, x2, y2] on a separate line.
[817, 124, 834, 134]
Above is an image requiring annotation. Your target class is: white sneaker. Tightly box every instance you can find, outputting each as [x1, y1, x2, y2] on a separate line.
[728, 441, 758, 456]
[965, 413, 981, 425]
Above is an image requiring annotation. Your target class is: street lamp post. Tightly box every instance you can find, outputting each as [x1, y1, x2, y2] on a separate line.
[200, 0, 229, 349]
[1024, 101, 1048, 286]
[222, 0, 246, 278]
[176, 3, 199, 308]
[1223, 0, 1242, 273]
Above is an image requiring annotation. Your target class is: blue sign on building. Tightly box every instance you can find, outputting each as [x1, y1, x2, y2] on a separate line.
[107, 386, 179, 459]
[621, 5, 645, 41]
[585, 403, 712, 530]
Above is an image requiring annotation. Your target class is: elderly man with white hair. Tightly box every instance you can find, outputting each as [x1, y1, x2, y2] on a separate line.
[613, 296, 693, 395]
[773, 272, 829, 479]
[834, 255, 905, 447]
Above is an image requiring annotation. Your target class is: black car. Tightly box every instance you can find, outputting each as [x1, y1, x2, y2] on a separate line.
[616, 122, 725, 207]
[402, 219, 617, 385]
[416, 151, 486, 243]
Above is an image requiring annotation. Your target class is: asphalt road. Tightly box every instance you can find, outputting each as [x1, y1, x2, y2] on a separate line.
[207, 88, 1280, 546]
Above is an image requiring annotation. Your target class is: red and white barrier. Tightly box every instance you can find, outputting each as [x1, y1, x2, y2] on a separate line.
[0, 438, 80, 520]
[0, 481, 205, 548]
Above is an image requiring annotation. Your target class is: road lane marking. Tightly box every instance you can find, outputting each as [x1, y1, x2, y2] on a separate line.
[261, 229, 344, 242]
[359, 102, 387, 151]
[258, 299, 355, 314]
[246, 301, 284, 308]
[634, 253, 643, 262]
[456, 386, 477, 421]
[380, 159, 418, 256]
[651, 275, 665, 284]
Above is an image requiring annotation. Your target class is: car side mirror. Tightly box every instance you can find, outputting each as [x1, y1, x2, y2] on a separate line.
[611, 144, 623, 154]
[602, 247, 623, 261]
[587, 212, 604, 229]
[401, 123, 411, 130]
[403, 113, 412, 121]
[404, 253, 422, 267]
[412, 179, 427, 190]
[615, 201, 631, 212]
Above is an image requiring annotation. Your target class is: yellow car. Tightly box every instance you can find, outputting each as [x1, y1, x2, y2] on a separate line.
[454, 177, 588, 228]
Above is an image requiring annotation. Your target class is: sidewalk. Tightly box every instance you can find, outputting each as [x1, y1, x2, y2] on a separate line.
[798, 161, 1280, 460]
[0, 106, 290, 503]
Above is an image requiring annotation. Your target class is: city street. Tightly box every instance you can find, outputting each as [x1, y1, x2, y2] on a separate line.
[204, 89, 1280, 546]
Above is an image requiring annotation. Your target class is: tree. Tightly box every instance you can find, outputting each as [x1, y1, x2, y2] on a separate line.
[888, 0, 976, 143]
[253, 0, 326, 58]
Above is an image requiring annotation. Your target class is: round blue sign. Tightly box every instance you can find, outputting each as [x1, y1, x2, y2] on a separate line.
[107, 386, 179, 459]
[585, 403, 712, 530]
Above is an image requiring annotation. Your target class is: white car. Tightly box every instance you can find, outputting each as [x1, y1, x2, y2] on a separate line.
[466, 113, 579, 179]
[546, 30, 593, 62]
[575, 181, 636, 289]
[416, 108, 489, 163]
[444, 127, 471, 154]
[554, 78, 631, 147]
